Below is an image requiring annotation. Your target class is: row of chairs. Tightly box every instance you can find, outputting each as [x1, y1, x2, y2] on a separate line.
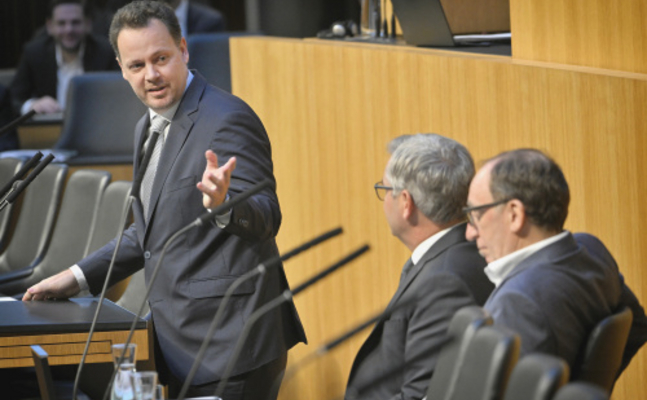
[425, 305, 631, 400]
[0, 157, 137, 303]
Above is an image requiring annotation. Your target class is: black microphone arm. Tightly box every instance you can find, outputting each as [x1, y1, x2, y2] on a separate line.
[0, 151, 43, 200]
[0, 109, 36, 137]
[213, 244, 371, 399]
[0, 153, 54, 212]
[176, 226, 344, 400]
[102, 179, 273, 400]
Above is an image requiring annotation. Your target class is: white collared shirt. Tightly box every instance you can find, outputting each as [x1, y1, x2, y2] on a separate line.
[484, 230, 570, 287]
[411, 224, 460, 266]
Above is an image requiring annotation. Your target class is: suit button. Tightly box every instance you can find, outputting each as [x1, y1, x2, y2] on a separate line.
[238, 218, 249, 227]
[144, 251, 151, 259]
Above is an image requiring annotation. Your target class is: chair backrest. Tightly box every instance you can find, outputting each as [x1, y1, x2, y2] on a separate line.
[31, 345, 57, 400]
[426, 306, 493, 400]
[0, 164, 67, 275]
[87, 180, 132, 254]
[0, 157, 25, 250]
[447, 325, 520, 400]
[552, 382, 609, 400]
[502, 353, 569, 400]
[116, 269, 149, 315]
[0, 169, 110, 295]
[54, 72, 146, 165]
[186, 32, 258, 92]
[571, 306, 633, 393]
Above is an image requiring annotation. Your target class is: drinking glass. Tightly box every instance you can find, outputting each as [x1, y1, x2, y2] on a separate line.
[111, 343, 137, 400]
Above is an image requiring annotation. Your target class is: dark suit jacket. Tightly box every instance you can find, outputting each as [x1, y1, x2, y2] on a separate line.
[78, 72, 306, 385]
[187, 2, 226, 34]
[9, 34, 118, 113]
[573, 233, 647, 375]
[346, 224, 493, 400]
[484, 232, 623, 368]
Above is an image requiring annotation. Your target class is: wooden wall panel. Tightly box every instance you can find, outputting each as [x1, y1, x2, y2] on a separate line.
[230, 37, 647, 400]
[510, 0, 647, 74]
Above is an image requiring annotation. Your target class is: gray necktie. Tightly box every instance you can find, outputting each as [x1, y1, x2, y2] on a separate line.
[140, 116, 169, 219]
[399, 258, 414, 285]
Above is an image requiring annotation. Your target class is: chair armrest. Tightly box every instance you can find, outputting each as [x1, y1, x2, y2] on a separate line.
[0, 267, 34, 284]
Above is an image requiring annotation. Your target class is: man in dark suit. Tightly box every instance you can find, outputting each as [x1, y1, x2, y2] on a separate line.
[162, 0, 226, 36]
[10, 0, 118, 115]
[464, 149, 646, 370]
[345, 134, 493, 400]
[23, 2, 305, 399]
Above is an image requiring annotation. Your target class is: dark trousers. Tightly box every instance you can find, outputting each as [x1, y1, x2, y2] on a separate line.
[167, 352, 288, 400]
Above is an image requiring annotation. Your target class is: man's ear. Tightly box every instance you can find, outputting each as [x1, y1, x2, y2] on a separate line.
[400, 190, 415, 220]
[45, 18, 54, 36]
[507, 199, 527, 233]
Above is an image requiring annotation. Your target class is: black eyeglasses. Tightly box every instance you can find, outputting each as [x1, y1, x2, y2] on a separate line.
[462, 199, 510, 226]
[374, 181, 394, 201]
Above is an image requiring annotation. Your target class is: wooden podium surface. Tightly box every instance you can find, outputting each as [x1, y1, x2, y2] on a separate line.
[0, 298, 148, 368]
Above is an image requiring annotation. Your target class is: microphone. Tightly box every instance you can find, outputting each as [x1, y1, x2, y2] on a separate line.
[0, 153, 54, 212]
[0, 151, 43, 200]
[102, 179, 274, 400]
[0, 109, 36, 137]
[176, 226, 344, 400]
[213, 244, 370, 399]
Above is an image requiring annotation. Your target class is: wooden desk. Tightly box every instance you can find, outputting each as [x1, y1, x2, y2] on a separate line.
[0, 298, 148, 369]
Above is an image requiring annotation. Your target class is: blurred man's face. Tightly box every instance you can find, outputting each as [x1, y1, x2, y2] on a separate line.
[46, 4, 90, 54]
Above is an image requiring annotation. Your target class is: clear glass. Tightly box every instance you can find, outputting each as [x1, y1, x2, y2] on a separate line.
[154, 384, 165, 400]
[135, 371, 158, 400]
[359, 0, 379, 37]
[111, 343, 137, 400]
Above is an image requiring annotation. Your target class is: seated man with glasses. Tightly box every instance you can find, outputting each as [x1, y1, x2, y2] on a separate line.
[345, 134, 494, 400]
[465, 148, 647, 372]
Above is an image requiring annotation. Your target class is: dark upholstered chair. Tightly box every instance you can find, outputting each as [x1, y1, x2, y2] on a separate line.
[502, 353, 569, 400]
[0, 157, 25, 251]
[425, 306, 493, 400]
[0, 170, 110, 295]
[553, 382, 609, 400]
[447, 325, 520, 400]
[54, 72, 147, 165]
[571, 307, 633, 393]
[0, 164, 67, 275]
[186, 32, 257, 92]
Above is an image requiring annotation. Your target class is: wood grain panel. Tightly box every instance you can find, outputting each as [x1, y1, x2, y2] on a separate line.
[230, 37, 647, 400]
[0, 329, 148, 368]
[510, 0, 647, 74]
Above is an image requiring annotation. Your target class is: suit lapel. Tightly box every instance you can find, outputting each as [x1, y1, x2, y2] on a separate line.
[386, 224, 468, 310]
[142, 73, 205, 239]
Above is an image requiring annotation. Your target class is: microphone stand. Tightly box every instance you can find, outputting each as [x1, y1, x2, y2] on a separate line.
[73, 131, 161, 400]
[0, 151, 42, 200]
[176, 226, 343, 400]
[213, 244, 370, 399]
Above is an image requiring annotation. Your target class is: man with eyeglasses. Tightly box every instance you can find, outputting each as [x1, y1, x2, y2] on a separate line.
[464, 148, 647, 372]
[345, 134, 493, 400]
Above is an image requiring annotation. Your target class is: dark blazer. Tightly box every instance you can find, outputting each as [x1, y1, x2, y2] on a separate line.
[346, 224, 493, 400]
[573, 233, 647, 374]
[484, 232, 623, 368]
[186, 2, 226, 34]
[78, 72, 306, 385]
[9, 34, 118, 113]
